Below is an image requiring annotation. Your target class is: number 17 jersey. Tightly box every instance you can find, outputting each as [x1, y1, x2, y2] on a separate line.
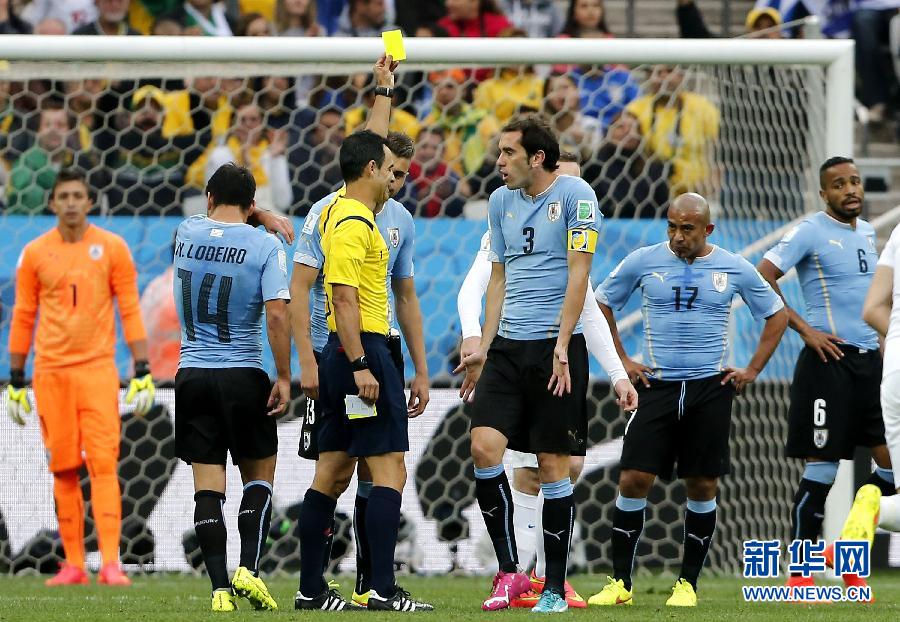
[174, 214, 290, 370]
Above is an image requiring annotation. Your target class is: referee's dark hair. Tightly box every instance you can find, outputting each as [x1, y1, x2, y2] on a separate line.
[501, 115, 560, 172]
[341, 130, 387, 183]
[206, 163, 257, 211]
[386, 132, 415, 159]
[819, 156, 855, 188]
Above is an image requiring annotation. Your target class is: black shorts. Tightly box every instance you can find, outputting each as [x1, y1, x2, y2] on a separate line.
[786, 345, 886, 461]
[317, 332, 409, 457]
[174, 367, 277, 466]
[469, 334, 588, 456]
[298, 351, 324, 461]
[619, 372, 735, 480]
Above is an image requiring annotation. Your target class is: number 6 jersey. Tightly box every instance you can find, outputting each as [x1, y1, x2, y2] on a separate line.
[174, 214, 290, 369]
[595, 242, 783, 381]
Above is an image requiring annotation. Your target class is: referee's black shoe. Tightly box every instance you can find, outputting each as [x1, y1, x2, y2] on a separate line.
[367, 585, 434, 612]
[294, 588, 363, 611]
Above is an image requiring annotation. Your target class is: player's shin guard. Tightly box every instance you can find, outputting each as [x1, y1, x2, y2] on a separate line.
[237, 480, 272, 576]
[611, 495, 646, 590]
[53, 469, 86, 569]
[680, 498, 717, 589]
[865, 467, 896, 497]
[790, 462, 836, 568]
[541, 479, 574, 595]
[194, 490, 230, 590]
[474, 464, 518, 573]
[298, 488, 335, 598]
[353, 480, 373, 595]
[511, 487, 538, 570]
[87, 460, 122, 565]
[365, 486, 402, 598]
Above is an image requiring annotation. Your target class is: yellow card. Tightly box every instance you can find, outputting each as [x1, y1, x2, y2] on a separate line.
[381, 29, 406, 62]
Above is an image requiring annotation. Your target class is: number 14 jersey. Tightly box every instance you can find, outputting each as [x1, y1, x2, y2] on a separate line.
[174, 214, 290, 370]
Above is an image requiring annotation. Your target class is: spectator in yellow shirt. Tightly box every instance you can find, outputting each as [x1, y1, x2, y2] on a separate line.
[344, 87, 420, 139]
[472, 29, 544, 123]
[421, 69, 500, 176]
[625, 65, 719, 196]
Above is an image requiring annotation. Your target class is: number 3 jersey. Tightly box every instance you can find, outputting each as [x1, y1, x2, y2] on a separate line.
[595, 242, 783, 381]
[174, 214, 290, 370]
[763, 211, 878, 350]
[487, 174, 601, 340]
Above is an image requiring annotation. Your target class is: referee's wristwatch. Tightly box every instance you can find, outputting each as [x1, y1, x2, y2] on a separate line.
[350, 355, 369, 372]
[373, 86, 394, 99]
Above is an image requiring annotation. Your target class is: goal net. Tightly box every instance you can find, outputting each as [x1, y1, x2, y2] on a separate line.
[0, 36, 859, 577]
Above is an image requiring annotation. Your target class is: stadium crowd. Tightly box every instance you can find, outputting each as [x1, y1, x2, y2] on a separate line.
[0, 0, 895, 218]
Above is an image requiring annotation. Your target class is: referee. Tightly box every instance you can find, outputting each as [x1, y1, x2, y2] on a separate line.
[294, 130, 432, 613]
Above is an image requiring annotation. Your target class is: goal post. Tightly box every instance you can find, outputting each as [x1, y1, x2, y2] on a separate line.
[0, 34, 860, 575]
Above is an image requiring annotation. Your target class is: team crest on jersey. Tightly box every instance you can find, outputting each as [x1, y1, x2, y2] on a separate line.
[712, 272, 728, 292]
[813, 429, 828, 449]
[547, 201, 561, 222]
[388, 227, 400, 248]
[89, 244, 103, 260]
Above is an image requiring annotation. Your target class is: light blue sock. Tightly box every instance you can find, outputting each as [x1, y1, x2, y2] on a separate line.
[802, 462, 839, 485]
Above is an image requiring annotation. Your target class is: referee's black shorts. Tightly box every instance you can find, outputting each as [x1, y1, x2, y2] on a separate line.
[786, 345, 885, 461]
[317, 332, 409, 457]
[174, 367, 277, 465]
[469, 334, 589, 456]
[619, 372, 734, 480]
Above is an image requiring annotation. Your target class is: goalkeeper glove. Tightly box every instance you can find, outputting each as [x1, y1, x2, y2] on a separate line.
[126, 361, 156, 417]
[6, 369, 32, 426]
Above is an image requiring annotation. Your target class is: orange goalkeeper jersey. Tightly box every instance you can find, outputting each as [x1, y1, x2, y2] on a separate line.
[9, 224, 147, 370]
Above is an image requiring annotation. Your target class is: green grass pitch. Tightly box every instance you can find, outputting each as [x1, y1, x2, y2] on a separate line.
[1, 573, 899, 621]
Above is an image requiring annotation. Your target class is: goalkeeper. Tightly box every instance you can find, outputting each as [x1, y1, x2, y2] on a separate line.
[5, 168, 155, 587]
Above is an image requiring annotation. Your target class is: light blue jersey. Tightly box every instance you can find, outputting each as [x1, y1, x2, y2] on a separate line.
[763, 211, 878, 350]
[487, 174, 601, 340]
[294, 190, 416, 353]
[174, 215, 290, 369]
[596, 242, 783, 381]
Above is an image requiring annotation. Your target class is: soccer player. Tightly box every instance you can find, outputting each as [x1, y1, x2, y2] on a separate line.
[589, 193, 787, 607]
[455, 151, 636, 609]
[816, 222, 900, 587]
[5, 168, 155, 587]
[294, 130, 432, 612]
[457, 116, 610, 613]
[172, 164, 292, 612]
[757, 156, 895, 589]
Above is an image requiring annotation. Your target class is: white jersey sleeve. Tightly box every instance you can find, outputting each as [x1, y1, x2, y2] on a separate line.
[580, 280, 628, 384]
[457, 231, 493, 339]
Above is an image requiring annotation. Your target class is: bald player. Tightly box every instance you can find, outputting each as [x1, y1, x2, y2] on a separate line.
[589, 194, 787, 608]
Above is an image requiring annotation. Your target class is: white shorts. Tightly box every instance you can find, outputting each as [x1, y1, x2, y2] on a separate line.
[506, 449, 538, 469]
[882, 370, 900, 475]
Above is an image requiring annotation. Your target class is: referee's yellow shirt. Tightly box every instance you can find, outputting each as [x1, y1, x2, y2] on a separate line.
[320, 195, 390, 336]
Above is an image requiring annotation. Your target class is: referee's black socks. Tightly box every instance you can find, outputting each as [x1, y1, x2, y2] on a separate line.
[237, 480, 273, 576]
[541, 479, 574, 595]
[366, 486, 402, 597]
[680, 498, 717, 589]
[298, 488, 336, 597]
[353, 480, 374, 595]
[790, 462, 837, 562]
[611, 495, 646, 590]
[474, 464, 518, 573]
[194, 490, 230, 591]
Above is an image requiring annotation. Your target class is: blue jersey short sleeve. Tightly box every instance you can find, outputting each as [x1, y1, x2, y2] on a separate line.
[762, 219, 816, 274]
[595, 249, 645, 310]
[733, 256, 784, 320]
[390, 209, 415, 280]
[261, 236, 291, 302]
[564, 176, 601, 236]
[487, 191, 505, 263]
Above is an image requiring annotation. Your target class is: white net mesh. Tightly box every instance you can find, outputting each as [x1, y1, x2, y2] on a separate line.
[0, 42, 848, 577]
